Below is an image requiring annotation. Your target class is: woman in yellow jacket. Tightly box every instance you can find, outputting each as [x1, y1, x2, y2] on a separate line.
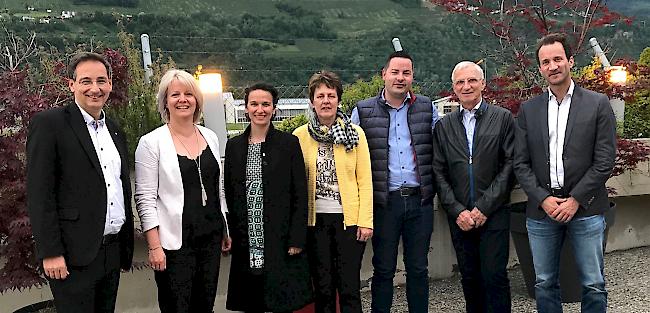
[293, 71, 373, 313]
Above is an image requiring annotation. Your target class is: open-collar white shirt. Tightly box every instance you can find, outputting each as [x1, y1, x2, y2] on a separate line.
[77, 104, 125, 235]
[547, 80, 575, 189]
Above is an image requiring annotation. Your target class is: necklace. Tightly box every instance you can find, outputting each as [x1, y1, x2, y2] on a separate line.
[169, 125, 208, 206]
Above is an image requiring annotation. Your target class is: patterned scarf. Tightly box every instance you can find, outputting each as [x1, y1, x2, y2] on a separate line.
[307, 108, 359, 152]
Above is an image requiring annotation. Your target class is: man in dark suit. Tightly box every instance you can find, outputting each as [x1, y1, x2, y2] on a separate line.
[514, 33, 616, 313]
[27, 52, 134, 313]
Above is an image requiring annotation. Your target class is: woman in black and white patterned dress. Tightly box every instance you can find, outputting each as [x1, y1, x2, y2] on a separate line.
[224, 83, 312, 313]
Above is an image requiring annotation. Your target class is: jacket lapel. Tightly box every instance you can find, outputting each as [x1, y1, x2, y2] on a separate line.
[563, 86, 581, 149]
[66, 104, 104, 179]
[538, 93, 550, 158]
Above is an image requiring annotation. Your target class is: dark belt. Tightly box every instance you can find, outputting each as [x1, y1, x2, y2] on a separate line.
[102, 233, 119, 245]
[550, 188, 569, 198]
[390, 186, 420, 197]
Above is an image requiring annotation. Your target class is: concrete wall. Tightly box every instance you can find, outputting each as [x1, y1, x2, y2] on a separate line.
[4, 156, 650, 313]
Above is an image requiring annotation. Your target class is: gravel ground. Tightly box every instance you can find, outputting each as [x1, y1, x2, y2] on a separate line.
[361, 246, 650, 312]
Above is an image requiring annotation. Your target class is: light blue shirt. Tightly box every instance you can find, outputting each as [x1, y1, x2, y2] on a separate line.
[460, 100, 483, 157]
[351, 90, 440, 191]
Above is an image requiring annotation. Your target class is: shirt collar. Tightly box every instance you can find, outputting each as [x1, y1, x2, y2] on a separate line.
[77, 103, 106, 128]
[381, 88, 411, 108]
[460, 99, 482, 115]
[548, 79, 575, 102]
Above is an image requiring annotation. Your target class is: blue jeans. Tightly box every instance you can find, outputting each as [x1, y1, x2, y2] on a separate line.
[526, 214, 607, 313]
[371, 192, 433, 313]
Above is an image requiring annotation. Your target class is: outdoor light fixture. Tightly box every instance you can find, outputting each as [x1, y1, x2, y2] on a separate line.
[392, 38, 403, 51]
[197, 71, 226, 155]
[608, 65, 628, 85]
[589, 37, 627, 123]
[198, 73, 223, 94]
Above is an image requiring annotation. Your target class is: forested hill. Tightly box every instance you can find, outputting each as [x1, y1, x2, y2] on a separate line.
[2, 0, 648, 86]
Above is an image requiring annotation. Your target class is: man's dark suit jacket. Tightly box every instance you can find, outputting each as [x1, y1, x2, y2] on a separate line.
[514, 85, 617, 220]
[27, 103, 134, 270]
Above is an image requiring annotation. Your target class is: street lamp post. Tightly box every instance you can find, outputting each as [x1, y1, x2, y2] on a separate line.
[198, 73, 227, 156]
[590, 37, 628, 123]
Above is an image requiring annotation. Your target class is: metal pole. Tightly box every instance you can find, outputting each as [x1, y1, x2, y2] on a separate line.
[140, 34, 153, 83]
[589, 37, 611, 67]
[590, 37, 624, 123]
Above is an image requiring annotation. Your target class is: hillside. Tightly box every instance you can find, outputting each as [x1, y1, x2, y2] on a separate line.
[1, 0, 648, 87]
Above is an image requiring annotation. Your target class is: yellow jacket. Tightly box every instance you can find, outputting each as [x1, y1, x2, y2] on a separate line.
[293, 124, 373, 228]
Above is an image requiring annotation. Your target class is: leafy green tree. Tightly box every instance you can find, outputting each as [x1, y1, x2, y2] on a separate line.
[276, 114, 309, 133]
[340, 75, 384, 114]
[623, 48, 650, 138]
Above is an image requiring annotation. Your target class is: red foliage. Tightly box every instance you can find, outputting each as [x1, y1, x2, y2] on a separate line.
[580, 60, 650, 102]
[613, 138, 650, 178]
[0, 70, 53, 292]
[0, 49, 130, 292]
[103, 48, 129, 107]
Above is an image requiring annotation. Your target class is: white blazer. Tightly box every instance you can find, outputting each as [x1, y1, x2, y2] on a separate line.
[134, 124, 229, 250]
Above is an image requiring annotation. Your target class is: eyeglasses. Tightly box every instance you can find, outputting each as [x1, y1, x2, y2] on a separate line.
[453, 78, 483, 87]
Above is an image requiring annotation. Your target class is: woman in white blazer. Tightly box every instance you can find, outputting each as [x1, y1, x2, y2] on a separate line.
[135, 69, 230, 313]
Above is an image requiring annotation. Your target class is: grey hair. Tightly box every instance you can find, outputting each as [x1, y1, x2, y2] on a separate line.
[157, 69, 204, 123]
[451, 61, 485, 82]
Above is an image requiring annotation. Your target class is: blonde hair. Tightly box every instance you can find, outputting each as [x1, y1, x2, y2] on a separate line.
[157, 69, 204, 123]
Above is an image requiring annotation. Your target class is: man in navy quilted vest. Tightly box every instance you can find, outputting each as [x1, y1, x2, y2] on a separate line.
[351, 51, 439, 313]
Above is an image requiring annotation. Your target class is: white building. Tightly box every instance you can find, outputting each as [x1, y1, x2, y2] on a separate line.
[433, 96, 459, 116]
[227, 97, 310, 124]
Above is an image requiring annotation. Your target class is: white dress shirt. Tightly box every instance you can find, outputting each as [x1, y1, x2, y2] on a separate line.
[78, 104, 125, 235]
[547, 80, 575, 189]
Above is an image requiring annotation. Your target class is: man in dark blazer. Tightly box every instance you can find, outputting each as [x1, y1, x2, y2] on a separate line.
[27, 52, 134, 313]
[514, 33, 616, 313]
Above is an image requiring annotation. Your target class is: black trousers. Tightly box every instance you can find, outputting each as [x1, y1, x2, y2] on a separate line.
[448, 208, 511, 313]
[48, 239, 121, 313]
[308, 213, 367, 313]
[154, 233, 222, 313]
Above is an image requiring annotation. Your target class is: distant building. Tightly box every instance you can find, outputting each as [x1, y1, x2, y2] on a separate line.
[61, 11, 75, 19]
[433, 96, 459, 116]
[225, 95, 310, 124]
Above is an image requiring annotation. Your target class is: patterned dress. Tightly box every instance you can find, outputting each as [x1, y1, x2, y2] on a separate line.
[246, 143, 265, 269]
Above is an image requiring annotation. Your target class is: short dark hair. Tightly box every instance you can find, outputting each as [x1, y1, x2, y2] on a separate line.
[384, 51, 413, 71]
[67, 52, 112, 80]
[244, 82, 279, 106]
[308, 71, 343, 103]
[535, 33, 573, 66]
